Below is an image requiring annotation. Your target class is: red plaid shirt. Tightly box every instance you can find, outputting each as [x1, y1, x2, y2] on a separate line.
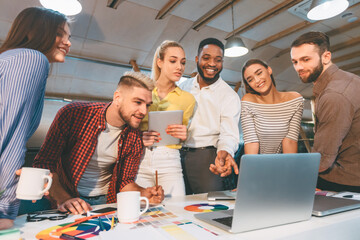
[33, 102, 143, 203]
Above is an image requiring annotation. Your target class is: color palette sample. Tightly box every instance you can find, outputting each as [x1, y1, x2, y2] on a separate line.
[184, 203, 229, 212]
[36, 217, 112, 240]
[130, 206, 178, 229]
[127, 206, 219, 239]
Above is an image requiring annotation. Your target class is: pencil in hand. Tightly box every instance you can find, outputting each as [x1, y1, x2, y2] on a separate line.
[155, 170, 158, 190]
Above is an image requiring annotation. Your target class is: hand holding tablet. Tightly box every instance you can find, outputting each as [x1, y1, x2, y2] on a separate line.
[142, 131, 161, 146]
[166, 124, 187, 141]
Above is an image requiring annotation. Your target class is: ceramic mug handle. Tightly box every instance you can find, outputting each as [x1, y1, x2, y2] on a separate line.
[39, 175, 52, 196]
[139, 197, 149, 215]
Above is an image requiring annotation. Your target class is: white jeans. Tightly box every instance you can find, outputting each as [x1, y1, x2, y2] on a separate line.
[135, 146, 185, 197]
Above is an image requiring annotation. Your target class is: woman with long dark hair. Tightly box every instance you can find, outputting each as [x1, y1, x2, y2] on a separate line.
[241, 59, 304, 154]
[0, 7, 71, 229]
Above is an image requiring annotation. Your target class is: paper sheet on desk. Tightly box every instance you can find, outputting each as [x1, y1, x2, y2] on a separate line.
[174, 222, 219, 240]
[0, 228, 20, 240]
[331, 191, 360, 200]
[99, 226, 165, 239]
[100, 224, 219, 240]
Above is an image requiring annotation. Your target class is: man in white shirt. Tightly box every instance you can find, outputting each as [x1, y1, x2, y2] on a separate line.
[179, 38, 241, 194]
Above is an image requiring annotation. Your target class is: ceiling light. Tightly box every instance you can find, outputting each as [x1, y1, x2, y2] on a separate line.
[225, 37, 249, 57]
[341, 12, 359, 23]
[307, 0, 349, 21]
[224, 0, 248, 57]
[40, 0, 82, 16]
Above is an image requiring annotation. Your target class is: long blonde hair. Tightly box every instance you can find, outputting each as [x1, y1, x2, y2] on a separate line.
[151, 40, 184, 81]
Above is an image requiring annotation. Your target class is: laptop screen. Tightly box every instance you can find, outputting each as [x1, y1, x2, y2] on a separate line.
[196, 153, 321, 233]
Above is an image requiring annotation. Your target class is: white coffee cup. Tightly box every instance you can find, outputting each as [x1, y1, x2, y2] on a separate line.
[117, 191, 149, 223]
[16, 167, 52, 200]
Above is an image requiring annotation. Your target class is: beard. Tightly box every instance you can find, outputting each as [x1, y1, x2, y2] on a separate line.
[117, 105, 143, 129]
[197, 63, 222, 84]
[300, 60, 323, 83]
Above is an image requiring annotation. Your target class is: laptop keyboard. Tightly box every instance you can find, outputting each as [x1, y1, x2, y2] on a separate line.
[213, 216, 233, 227]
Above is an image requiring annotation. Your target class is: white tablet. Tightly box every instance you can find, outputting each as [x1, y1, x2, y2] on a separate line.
[148, 110, 183, 146]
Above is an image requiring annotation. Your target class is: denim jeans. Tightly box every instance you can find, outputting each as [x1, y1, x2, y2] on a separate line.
[80, 195, 107, 206]
[18, 197, 52, 215]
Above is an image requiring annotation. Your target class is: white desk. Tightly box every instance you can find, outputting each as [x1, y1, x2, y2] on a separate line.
[164, 194, 360, 240]
[14, 193, 360, 240]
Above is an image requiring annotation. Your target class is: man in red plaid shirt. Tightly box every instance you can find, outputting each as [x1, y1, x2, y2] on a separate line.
[33, 72, 164, 214]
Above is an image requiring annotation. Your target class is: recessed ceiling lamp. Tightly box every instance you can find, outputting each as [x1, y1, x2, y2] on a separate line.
[224, 0, 248, 57]
[40, 0, 82, 16]
[307, 0, 349, 21]
[341, 12, 358, 23]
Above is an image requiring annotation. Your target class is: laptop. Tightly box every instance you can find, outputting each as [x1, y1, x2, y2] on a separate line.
[207, 190, 236, 201]
[207, 191, 360, 217]
[207, 181, 360, 217]
[312, 195, 360, 216]
[195, 153, 321, 233]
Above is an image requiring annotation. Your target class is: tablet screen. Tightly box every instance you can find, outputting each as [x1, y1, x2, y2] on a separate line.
[148, 110, 183, 146]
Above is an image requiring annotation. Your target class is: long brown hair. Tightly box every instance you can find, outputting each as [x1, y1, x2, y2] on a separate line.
[242, 59, 276, 95]
[0, 7, 68, 55]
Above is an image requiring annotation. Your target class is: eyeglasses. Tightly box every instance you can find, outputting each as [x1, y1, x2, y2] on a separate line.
[26, 209, 69, 222]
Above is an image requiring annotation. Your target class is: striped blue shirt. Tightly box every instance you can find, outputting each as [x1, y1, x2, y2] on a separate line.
[0, 48, 49, 219]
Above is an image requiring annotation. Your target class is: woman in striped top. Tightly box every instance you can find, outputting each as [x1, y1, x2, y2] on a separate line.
[241, 59, 304, 154]
[0, 7, 71, 229]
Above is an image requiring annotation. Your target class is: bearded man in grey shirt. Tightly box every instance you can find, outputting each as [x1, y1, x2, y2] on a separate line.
[290, 31, 360, 192]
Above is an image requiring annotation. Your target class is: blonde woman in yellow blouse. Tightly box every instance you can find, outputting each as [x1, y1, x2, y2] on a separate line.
[135, 40, 195, 197]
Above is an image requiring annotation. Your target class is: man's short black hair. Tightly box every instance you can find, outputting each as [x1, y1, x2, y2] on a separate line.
[198, 38, 225, 56]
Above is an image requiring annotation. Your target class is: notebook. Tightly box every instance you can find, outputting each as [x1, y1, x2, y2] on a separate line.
[195, 153, 321, 233]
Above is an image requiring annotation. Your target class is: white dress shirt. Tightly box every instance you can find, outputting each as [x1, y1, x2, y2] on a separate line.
[179, 75, 241, 157]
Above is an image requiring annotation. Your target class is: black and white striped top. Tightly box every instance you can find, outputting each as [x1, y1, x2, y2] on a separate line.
[241, 97, 304, 154]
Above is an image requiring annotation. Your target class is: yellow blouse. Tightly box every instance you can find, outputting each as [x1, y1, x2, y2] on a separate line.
[140, 86, 196, 149]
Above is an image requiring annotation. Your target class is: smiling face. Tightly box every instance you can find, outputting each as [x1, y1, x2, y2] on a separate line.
[196, 44, 223, 85]
[243, 63, 274, 95]
[157, 46, 186, 83]
[115, 86, 153, 128]
[291, 44, 328, 84]
[46, 22, 71, 63]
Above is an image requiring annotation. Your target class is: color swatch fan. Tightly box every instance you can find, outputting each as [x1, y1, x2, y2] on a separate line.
[36, 218, 111, 240]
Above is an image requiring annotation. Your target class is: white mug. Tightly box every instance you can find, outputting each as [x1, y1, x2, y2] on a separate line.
[16, 167, 52, 200]
[117, 191, 149, 223]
